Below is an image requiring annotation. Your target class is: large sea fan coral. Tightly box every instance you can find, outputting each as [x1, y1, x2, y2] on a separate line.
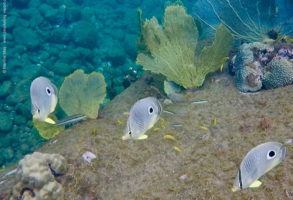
[136, 4, 233, 89]
[59, 70, 106, 119]
[192, 0, 293, 42]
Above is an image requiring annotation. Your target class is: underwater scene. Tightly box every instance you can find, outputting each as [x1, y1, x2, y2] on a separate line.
[0, 0, 293, 199]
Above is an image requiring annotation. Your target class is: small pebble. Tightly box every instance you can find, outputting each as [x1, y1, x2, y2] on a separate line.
[285, 139, 293, 145]
[82, 151, 96, 163]
[179, 174, 187, 181]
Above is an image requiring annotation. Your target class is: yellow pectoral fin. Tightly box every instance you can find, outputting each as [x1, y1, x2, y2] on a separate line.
[231, 186, 238, 192]
[137, 134, 148, 140]
[44, 117, 56, 124]
[249, 180, 262, 188]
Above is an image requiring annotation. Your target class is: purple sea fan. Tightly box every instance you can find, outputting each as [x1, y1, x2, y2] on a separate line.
[192, 0, 293, 43]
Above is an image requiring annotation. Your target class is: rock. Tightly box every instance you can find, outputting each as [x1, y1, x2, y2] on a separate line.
[72, 0, 83, 5]
[233, 42, 293, 92]
[100, 37, 126, 66]
[12, 27, 40, 49]
[0, 112, 13, 132]
[65, 7, 81, 22]
[0, 154, 4, 166]
[6, 33, 13, 41]
[10, 152, 67, 200]
[263, 58, 293, 89]
[72, 21, 98, 48]
[11, 45, 27, 55]
[233, 42, 268, 92]
[39, 51, 50, 60]
[75, 47, 92, 59]
[123, 34, 137, 59]
[22, 64, 44, 80]
[52, 62, 71, 75]
[0, 81, 12, 97]
[59, 50, 77, 64]
[19, 144, 30, 154]
[14, 115, 27, 125]
[44, 8, 65, 25]
[20, 8, 43, 27]
[2, 147, 14, 161]
[6, 16, 18, 29]
[12, 0, 30, 8]
[235, 63, 263, 92]
[3, 104, 14, 112]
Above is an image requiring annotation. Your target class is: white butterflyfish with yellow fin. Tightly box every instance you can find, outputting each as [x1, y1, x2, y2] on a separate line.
[30, 77, 86, 126]
[122, 97, 162, 140]
[30, 77, 58, 124]
[232, 142, 286, 192]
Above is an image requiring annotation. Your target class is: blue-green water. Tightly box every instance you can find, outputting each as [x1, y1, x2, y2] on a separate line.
[0, 0, 293, 172]
[1, 0, 293, 199]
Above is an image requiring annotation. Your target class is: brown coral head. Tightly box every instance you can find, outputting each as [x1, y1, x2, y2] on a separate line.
[246, 73, 261, 87]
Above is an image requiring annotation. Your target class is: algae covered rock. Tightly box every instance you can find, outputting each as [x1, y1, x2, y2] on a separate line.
[10, 152, 67, 200]
[13, 27, 40, 49]
[72, 21, 98, 48]
[0, 112, 13, 132]
[136, 4, 233, 89]
[233, 42, 293, 92]
[59, 69, 106, 119]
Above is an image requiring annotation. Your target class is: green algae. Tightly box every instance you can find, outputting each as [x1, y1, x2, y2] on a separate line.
[33, 115, 64, 140]
[59, 70, 106, 119]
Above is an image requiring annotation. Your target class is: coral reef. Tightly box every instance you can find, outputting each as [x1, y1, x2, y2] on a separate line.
[2, 73, 293, 199]
[59, 70, 106, 119]
[10, 152, 67, 200]
[233, 42, 293, 92]
[137, 4, 233, 89]
[262, 58, 293, 89]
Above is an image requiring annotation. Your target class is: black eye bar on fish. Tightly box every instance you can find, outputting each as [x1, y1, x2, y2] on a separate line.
[238, 168, 243, 190]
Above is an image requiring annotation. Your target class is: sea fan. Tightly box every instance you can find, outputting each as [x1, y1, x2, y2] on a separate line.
[192, 0, 293, 42]
[136, 5, 233, 89]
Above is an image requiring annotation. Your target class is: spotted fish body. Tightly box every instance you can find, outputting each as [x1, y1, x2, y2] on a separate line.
[122, 97, 162, 140]
[30, 77, 58, 123]
[233, 142, 286, 192]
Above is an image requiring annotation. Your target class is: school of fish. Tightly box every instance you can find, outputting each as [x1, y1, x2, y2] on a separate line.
[29, 76, 288, 193]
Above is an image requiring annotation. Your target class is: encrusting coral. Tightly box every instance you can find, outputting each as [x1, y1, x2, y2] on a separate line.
[136, 4, 233, 89]
[233, 42, 293, 92]
[10, 152, 67, 200]
[59, 69, 107, 119]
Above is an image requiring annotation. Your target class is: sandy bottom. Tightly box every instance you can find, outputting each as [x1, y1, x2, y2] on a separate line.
[1, 73, 293, 200]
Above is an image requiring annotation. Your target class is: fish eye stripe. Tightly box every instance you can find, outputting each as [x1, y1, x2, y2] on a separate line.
[238, 168, 243, 190]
